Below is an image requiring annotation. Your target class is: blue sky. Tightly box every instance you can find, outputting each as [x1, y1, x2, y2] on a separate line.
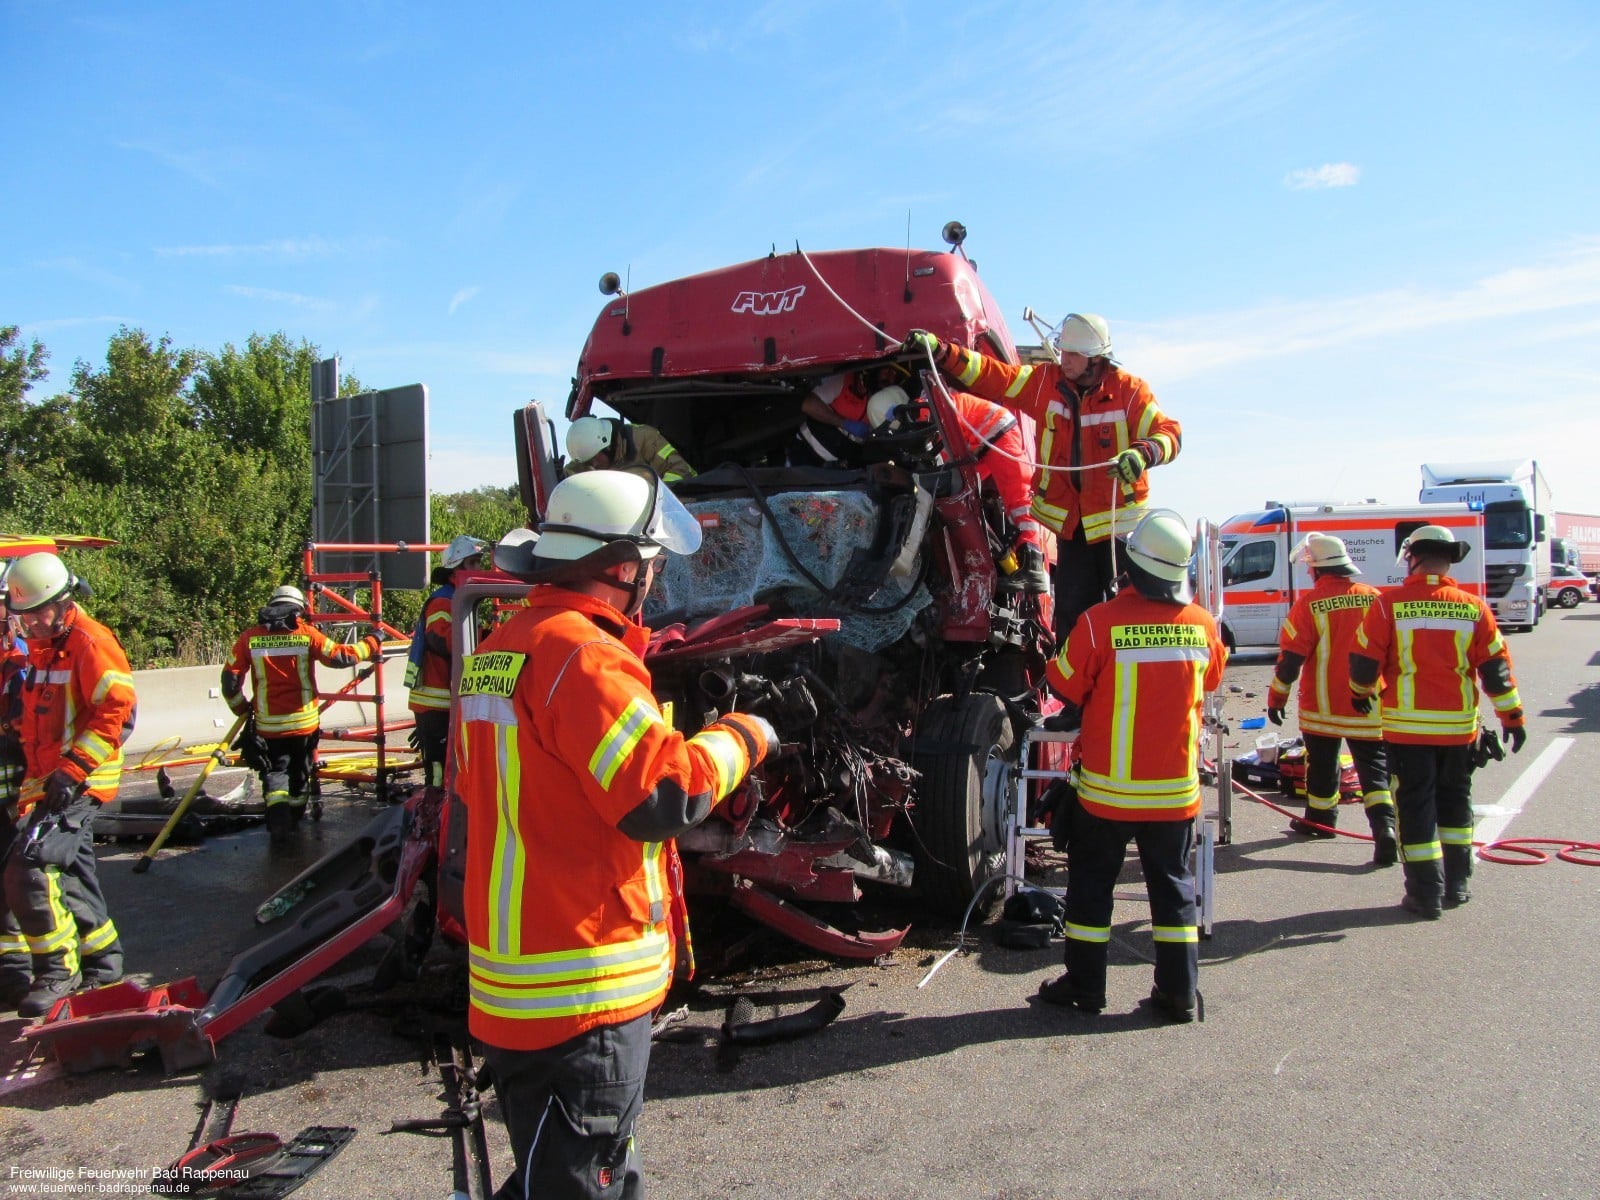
[7, 1, 1599, 527]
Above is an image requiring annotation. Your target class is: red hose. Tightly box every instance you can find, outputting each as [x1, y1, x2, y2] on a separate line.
[1228, 778, 1600, 867]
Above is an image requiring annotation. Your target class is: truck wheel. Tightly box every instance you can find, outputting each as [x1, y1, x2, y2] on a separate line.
[911, 693, 1014, 917]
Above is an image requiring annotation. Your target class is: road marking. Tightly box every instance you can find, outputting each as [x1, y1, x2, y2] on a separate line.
[1472, 737, 1574, 846]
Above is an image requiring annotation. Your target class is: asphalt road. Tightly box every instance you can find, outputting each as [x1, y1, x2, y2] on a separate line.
[5, 606, 1598, 1200]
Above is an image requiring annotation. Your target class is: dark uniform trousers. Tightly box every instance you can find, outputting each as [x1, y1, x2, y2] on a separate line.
[261, 731, 319, 809]
[2, 798, 121, 982]
[413, 709, 450, 789]
[485, 1011, 649, 1200]
[1064, 809, 1198, 1005]
[1387, 741, 1475, 903]
[1302, 733, 1388, 812]
[1051, 531, 1118, 644]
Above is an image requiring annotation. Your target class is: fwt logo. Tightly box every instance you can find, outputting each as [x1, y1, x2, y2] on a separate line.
[731, 285, 805, 315]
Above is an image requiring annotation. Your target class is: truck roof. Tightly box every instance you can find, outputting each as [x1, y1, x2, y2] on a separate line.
[1420, 459, 1538, 485]
[1220, 503, 1481, 537]
[570, 246, 1018, 416]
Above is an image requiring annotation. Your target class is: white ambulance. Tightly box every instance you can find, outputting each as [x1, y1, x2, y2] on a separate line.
[1214, 502, 1487, 650]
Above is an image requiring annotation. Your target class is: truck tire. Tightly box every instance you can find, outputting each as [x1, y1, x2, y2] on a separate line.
[910, 693, 1014, 917]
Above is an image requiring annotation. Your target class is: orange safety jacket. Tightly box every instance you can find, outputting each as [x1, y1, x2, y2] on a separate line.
[17, 607, 137, 814]
[223, 619, 378, 738]
[936, 344, 1180, 542]
[1046, 590, 1226, 821]
[406, 591, 453, 713]
[1271, 576, 1383, 740]
[454, 586, 770, 1052]
[1351, 572, 1522, 745]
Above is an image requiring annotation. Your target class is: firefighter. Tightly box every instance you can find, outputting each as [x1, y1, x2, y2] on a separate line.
[905, 315, 1182, 640]
[1, 574, 32, 1009]
[1036, 511, 1225, 1022]
[565, 415, 695, 483]
[2, 552, 134, 1017]
[221, 585, 382, 843]
[1266, 534, 1398, 864]
[405, 535, 487, 788]
[790, 363, 907, 468]
[866, 384, 1049, 593]
[1350, 525, 1526, 918]
[454, 470, 776, 1200]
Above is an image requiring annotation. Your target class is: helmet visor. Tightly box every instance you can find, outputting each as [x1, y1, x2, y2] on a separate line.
[645, 477, 703, 555]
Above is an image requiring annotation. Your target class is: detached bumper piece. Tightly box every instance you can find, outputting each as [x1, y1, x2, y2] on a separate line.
[728, 879, 907, 959]
[20, 978, 213, 1074]
[152, 1126, 355, 1200]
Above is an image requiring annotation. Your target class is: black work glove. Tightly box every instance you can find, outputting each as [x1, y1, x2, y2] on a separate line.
[1045, 779, 1079, 852]
[1350, 692, 1374, 715]
[1472, 727, 1504, 769]
[407, 725, 422, 753]
[43, 768, 86, 815]
[1266, 706, 1285, 727]
[1040, 709, 1081, 734]
[1503, 724, 1526, 754]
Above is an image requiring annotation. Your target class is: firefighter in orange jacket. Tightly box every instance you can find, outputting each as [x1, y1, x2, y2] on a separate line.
[1267, 534, 1398, 864]
[1350, 525, 1525, 918]
[0, 577, 31, 1009]
[1036, 511, 1225, 1023]
[454, 470, 776, 1200]
[221, 585, 381, 843]
[906, 316, 1182, 639]
[865, 385, 1049, 593]
[2, 553, 134, 1017]
[405, 535, 486, 789]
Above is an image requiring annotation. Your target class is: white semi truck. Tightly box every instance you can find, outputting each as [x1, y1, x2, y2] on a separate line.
[1419, 460, 1551, 631]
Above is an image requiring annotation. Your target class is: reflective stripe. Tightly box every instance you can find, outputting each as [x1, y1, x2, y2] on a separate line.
[1305, 792, 1339, 812]
[1151, 925, 1198, 944]
[80, 919, 119, 955]
[1064, 922, 1110, 943]
[91, 670, 134, 704]
[1001, 365, 1033, 398]
[470, 931, 671, 981]
[489, 723, 526, 955]
[409, 684, 452, 710]
[954, 351, 983, 387]
[1438, 825, 1474, 846]
[1490, 688, 1522, 714]
[686, 726, 745, 802]
[1299, 711, 1383, 738]
[1402, 839, 1442, 863]
[589, 697, 660, 791]
[1077, 765, 1199, 810]
[1116, 646, 1209, 664]
[459, 693, 517, 727]
[1362, 790, 1394, 808]
[470, 956, 672, 1019]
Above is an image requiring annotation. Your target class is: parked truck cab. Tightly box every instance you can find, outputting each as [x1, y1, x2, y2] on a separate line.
[1420, 460, 1551, 631]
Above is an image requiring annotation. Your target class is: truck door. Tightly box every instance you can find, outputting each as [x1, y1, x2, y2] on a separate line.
[1221, 536, 1285, 647]
[513, 401, 562, 525]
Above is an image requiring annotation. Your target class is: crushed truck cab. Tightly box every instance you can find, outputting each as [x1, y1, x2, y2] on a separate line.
[514, 241, 1061, 953]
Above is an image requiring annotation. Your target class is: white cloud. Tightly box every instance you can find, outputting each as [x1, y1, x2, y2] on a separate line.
[1285, 162, 1361, 190]
[224, 284, 334, 310]
[448, 287, 481, 316]
[1128, 239, 1600, 381]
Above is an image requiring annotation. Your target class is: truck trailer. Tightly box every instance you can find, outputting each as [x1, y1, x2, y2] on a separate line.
[1215, 502, 1486, 649]
[1419, 460, 1551, 631]
[1552, 511, 1600, 576]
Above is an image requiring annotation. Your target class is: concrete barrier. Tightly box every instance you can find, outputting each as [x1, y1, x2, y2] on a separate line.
[125, 652, 413, 756]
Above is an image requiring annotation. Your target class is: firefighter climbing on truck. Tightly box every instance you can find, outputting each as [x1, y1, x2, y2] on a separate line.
[905, 312, 1182, 640]
[406, 534, 487, 789]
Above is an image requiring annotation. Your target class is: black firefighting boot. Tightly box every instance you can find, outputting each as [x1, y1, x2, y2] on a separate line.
[264, 794, 296, 844]
[1037, 973, 1104, 1014]
[1138, 987, 1197, 1024]
[1443, 844, 1474, 908]
[1014, 543, 1051, 595]
[1290, 800, 1339, 838]
[1367, 804, 1399, 867]
[17, 953, 81, 1019]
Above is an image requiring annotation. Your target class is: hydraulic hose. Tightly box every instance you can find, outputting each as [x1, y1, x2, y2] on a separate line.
[1229, 777, 1600, 866]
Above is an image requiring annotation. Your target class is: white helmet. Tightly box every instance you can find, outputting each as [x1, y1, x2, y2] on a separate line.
[1399, 524, 1470, 565]
[1124, 509, 1193, 598]
[566, 416, 616, 466]
[1055, 313, 1113, 359]
[269, 584, 307, 610]
[441, 535, 487, 570]
[1293, 532, 1359, 575]
[866, 385, 910, 430]
[520, 470, 702, 566]
[5, 552, 73, 612]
